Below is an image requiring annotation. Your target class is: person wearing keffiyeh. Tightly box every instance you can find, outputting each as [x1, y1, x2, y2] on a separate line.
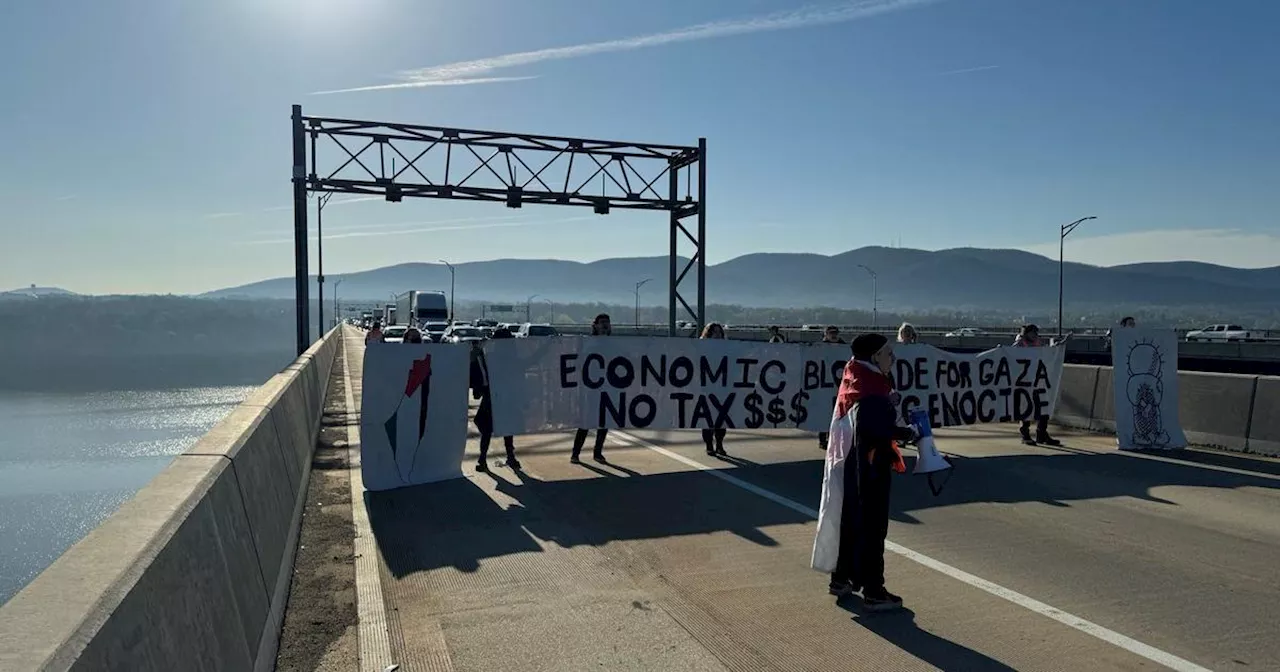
[811, 333, 918, 612]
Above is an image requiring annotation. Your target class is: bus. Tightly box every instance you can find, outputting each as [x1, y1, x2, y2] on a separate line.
[395, 290, 448, 327]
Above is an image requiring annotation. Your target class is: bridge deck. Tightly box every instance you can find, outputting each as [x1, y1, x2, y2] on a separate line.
[276, 328, 1280, 672]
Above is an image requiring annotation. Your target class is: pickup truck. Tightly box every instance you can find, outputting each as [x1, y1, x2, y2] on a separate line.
[1184, 324, 1252, 342]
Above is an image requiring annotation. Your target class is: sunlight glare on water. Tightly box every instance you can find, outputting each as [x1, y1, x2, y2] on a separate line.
[0, 386, 255, 604]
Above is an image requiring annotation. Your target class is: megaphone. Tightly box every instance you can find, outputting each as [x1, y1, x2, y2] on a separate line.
[908, 410, 953, 495]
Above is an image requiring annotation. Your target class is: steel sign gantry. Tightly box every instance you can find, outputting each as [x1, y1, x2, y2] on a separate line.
[290, 105, 706, 354]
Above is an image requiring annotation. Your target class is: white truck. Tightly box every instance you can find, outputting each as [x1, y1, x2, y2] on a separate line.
[1184, 324, 1253, 342]
[394, 290, 448, 327]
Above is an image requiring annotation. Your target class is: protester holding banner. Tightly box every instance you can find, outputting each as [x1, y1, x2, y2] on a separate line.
[815, 326, 848, 449]
[365, 321, 384, 345]
[897, 323, 918, 345]
[700, 322, 730, 456]
[812, 333, 917, 611]
[570, 313, 613, 464]
[471, 331, 520, 472]
[1013, 324, 1063, 446]
[767, 325, 787, 344]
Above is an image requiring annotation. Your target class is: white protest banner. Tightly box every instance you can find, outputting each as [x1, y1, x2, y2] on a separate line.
[1111, 327, 1187, 450]
[486, 336, 1066, 435]
[360, 343, 470, 491]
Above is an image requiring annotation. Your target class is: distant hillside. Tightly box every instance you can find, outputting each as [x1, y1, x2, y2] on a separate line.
[0, 286, 76, 299]
[203, 247, 1280, 312]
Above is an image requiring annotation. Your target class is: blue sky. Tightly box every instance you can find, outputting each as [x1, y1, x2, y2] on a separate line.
[2, 0, 1278, 294]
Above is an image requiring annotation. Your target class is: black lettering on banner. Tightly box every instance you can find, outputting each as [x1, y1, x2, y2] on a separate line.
[914, 358, 930, 391]
[744, 391, 765, 429]
[670, 392, 694, 427]
[599, 392, 626, 427]
[934, 360, 947, 389]
[583, 353, 606, 389]
[1015, 358, 1033, 387]
[902, 394, 923, 418]
[895, 359, 914, 389]
[760, 360, 786, 395]
[994, 358, 1012, 387]
[998, 387, 1013, 422]
[977, 389, 997, 422]
[940, 391, 960, 426]
[630, 394, 657, 428]
[692, 395, 715, 428]
[927, 394, 942, 429]
[830, 360, 845, 388]
[766, 397, 787, 427]
[1034, 361, 1051, 389]
[958, 361, 973, 388]
[1013, 388, 1035, 420]
[958, 390, 977, 425]
[670, 356, 694, 388]
[1034, 389, 1050, 418]
[701, 356, 728, 387]
[979, 359, 994, 386]
[598, 392, 658, 428]
[560, 354, 579, 388]
[803, 360, 821, 390]
[640, 355, 666, 386]
[606, 356, 635, 388]
[708, 393, 737, 428]
[733, 358, 759, 389]
[789, 390, 809, 425]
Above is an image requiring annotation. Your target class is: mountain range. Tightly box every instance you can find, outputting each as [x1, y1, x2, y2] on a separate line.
[203, 247, 1280, 313]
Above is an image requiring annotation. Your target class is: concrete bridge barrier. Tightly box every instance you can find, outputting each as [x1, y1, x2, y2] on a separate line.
[0, 328, 342, 671]
[1054, 364, 1277, 456]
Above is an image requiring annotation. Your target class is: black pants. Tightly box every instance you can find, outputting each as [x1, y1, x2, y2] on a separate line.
[833, 452, 893, 591]
[572, 428, 607, 458]
[475, 395, 516, 460]
[702, 427, 726, 452]
[1020, 416, 1050, 438]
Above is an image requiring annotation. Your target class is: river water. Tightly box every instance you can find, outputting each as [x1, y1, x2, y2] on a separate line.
[0, 386, 254, 604]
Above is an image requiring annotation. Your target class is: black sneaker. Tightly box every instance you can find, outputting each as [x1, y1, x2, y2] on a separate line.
[506, 457, 522, 470]
[1037, 435, 1062, 447]
[1020, 434, 1037, 446]
[592, 452, 607, 464]
[570, 455, 581, 465]
[715, 447, 727, 456]
[862, 587, 903, 612]
[476, 460, 489, 473]
[828, 579, 856, 598]
[706, 445, 716, 456]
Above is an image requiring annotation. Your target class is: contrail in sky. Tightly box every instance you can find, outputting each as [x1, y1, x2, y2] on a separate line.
[241, 216, 594, 245]
[936, 64, 999, 76]
[312, 0, 939, 95]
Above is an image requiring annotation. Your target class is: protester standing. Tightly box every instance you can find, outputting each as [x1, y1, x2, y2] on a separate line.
[471, 330, 519, 472]
[700, 322, 729, 456]
[812, 333, 917, 610]
[1013, 324, 1065, 446]
[571, 314, 612, 464]
[365, 322, 384, 345]
[404, 326, 424, 344]
[897, 323, 918, 345]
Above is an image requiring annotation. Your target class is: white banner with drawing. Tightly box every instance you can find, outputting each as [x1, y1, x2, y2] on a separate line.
[485, 336, 1066, 435]
[1111, 327, 1187, 451]
[360, 343, 470, 491]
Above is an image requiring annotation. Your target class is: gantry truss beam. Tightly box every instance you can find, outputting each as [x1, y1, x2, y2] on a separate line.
[290, 105, 706, 354]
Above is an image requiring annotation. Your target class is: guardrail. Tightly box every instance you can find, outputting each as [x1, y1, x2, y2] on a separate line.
[1053, 364, 1278, 456]
[0, 327, 343, 671]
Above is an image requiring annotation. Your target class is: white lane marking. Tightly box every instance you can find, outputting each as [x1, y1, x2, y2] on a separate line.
[344, 334, 397, 672]
[610, 430, 1214, 672]
[1099, 448, 1280, 483]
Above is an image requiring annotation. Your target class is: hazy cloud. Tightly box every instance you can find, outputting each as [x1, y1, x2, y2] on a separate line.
[54, 194, 79, 202]
[313, 0, 939, 94]
[1020, 228, 1280, 269]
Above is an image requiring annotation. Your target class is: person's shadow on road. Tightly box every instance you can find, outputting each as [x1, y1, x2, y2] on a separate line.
[838, 601, 1017, 672]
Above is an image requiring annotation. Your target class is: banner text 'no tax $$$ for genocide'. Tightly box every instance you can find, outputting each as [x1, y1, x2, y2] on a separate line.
[485, 337, 1065, 435]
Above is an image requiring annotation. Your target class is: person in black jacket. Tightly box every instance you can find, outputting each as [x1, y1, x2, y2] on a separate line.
[828, 333, 917, 610]
[471, 329, 519, 472]
[571, 314, 612, 464]
[700, 322, 729, 456]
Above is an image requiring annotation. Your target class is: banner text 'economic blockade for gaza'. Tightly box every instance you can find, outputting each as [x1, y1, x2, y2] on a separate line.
[485, 337, 1065, 435]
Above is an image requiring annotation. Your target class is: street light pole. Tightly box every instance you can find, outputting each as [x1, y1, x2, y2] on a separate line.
[438, 259, 456, 323]
[1059, 216, 1097, 338]
[634, 278, 652, 327]
[857, 264, 878, 328]
[525, 294, 538, 323]
[333, 277, 343, 328]
[315, 192, 333, 338]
